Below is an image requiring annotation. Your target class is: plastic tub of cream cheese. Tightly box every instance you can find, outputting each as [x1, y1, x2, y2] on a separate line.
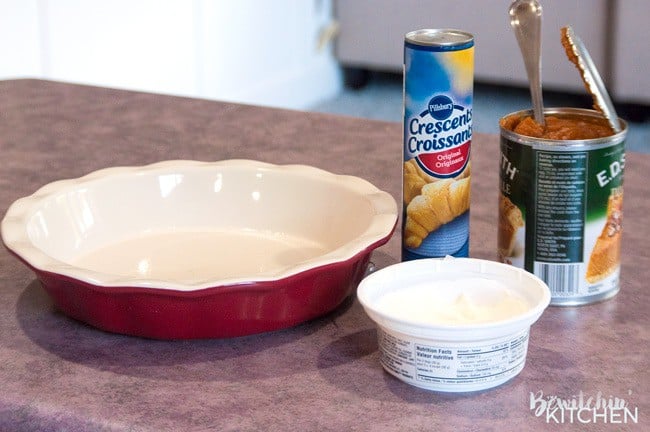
[357, 257, 551, 392]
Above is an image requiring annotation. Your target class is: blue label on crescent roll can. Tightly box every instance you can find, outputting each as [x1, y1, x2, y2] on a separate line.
[402, 29, 474, 261]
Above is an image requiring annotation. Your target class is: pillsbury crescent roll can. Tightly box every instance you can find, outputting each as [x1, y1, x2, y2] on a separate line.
[402, 29, 474, 261]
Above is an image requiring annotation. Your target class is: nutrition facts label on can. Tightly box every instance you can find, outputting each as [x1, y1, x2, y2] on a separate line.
[531, 151, 587, 295]
[378, 329, 529, 388]
[533, 151, 587, 263]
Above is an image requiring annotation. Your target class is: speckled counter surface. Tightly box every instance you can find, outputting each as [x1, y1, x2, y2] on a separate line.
[1, 80, 648, 431]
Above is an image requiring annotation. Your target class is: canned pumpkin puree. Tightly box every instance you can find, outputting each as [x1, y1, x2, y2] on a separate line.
[498, 108, 627, 306]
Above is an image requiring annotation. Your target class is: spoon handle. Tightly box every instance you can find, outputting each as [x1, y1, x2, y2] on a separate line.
[509, 0, 545, 125]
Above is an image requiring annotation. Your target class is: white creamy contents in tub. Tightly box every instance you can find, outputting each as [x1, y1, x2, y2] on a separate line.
[375, 277, 530, 325]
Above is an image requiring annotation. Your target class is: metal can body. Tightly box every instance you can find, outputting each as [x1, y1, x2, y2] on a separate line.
[402, 29, 474, 261]
[499, 108, 627, 305]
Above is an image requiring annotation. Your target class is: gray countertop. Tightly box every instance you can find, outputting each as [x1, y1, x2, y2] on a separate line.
[1, 79, 648, 431]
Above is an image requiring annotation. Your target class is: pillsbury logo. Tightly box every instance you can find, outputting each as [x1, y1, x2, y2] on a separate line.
[428, 95, 454, 120]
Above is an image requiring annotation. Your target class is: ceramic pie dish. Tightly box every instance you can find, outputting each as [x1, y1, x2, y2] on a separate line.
[2, 160, 398, 339]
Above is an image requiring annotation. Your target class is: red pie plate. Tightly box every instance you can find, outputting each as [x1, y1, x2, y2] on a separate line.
[2, 160, 398, 339]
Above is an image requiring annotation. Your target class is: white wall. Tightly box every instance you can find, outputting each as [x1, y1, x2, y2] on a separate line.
[0, 0, 342, 110]
[0, 0, 42, 77]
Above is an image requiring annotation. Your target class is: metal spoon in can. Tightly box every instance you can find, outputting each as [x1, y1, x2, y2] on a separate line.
[509, 0, 545, 126]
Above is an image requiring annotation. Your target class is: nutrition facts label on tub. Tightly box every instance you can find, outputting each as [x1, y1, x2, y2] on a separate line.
[378, 329, 529, 387]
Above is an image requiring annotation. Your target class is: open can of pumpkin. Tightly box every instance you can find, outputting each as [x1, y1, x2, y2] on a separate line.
[498, 107, 627, 305]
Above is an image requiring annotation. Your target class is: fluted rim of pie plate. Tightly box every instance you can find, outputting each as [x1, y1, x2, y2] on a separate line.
[1, 159, 398, 292]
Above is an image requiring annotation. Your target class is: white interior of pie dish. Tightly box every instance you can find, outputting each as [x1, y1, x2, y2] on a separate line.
[2, 160, 398, 290]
